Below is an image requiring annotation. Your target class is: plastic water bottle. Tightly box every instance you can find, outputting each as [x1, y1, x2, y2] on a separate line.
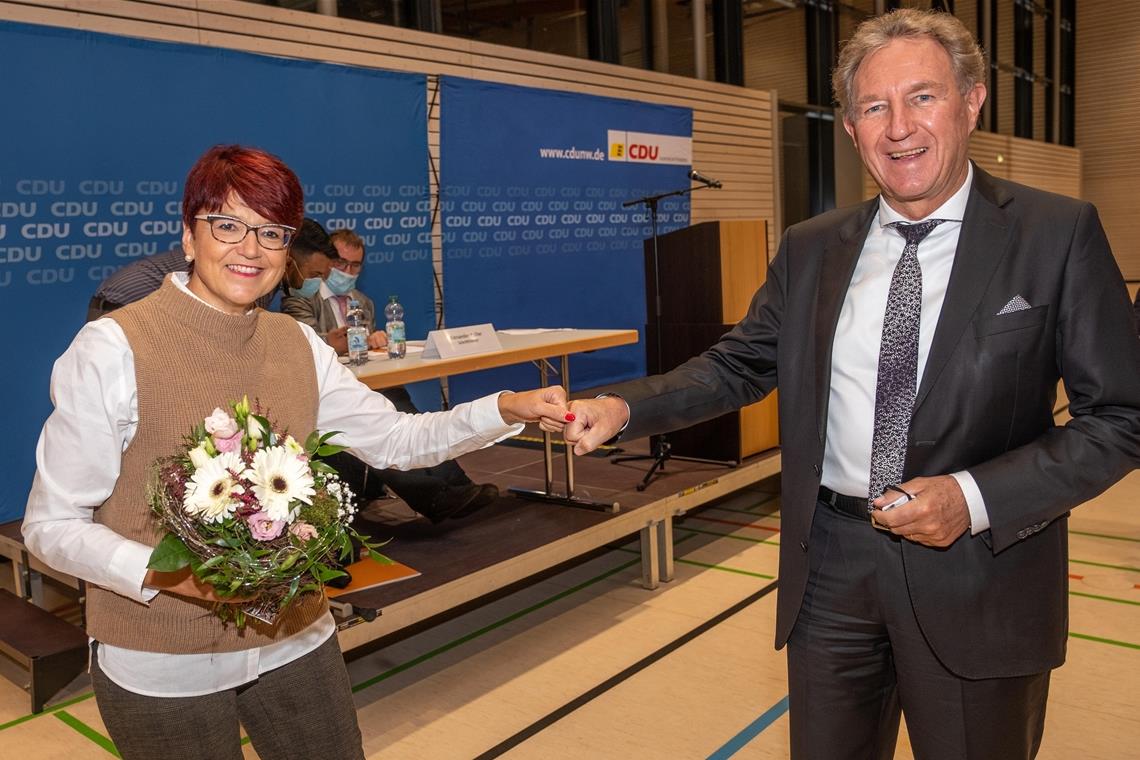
[384, 295, 406, 360]
[346, 298, 369, 366]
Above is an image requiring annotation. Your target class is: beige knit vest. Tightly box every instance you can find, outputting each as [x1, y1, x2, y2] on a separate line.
[88, 276, 326, 653]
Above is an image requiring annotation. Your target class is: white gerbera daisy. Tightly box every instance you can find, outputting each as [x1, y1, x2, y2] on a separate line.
[249, 445, 315, 522]
[183, 451, 245, 523]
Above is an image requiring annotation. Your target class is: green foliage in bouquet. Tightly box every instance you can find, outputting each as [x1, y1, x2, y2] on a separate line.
[147, 396, 389, 627]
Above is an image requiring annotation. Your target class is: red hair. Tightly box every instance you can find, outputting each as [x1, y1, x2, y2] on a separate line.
[181, 145, 304, 232]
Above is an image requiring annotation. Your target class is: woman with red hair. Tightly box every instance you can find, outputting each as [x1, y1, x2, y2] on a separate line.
[24, 145, 567, 759]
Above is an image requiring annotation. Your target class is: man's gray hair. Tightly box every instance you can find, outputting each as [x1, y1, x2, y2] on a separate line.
[833, 8, 986, 121]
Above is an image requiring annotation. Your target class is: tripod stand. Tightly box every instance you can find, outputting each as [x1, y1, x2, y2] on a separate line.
[611, 176, 737, 491]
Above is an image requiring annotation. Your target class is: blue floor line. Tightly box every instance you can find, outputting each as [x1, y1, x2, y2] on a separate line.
[706, 695, 790, 760]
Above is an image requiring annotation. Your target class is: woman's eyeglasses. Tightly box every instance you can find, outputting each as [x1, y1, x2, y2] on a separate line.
[194, 214, 296, 250]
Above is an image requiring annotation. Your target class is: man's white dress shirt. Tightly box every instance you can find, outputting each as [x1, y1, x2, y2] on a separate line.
[320, 280, 349, 327]
[821, 165, 989, 533]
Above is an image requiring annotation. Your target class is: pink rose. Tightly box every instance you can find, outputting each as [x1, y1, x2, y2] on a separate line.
[214, 431, 243, 453]
[289, 521, 318, 541]
[204, 408, 240, 439]
[247, 511, 285, 541]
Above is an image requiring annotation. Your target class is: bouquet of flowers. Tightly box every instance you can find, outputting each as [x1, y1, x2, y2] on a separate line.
[146, 395, 387, 627]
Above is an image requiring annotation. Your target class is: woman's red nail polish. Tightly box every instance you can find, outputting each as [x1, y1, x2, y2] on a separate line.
[565, 413, 576, 422]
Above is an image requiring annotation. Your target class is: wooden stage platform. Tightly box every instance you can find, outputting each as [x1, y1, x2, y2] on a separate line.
[334, 435, 782, 653]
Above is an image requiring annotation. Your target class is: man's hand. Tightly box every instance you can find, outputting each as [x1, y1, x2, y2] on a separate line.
[367, 330, 389, 351]
[144, 567, 251, 604]
[326, 326, 349, 355]
[498, 386, 570, 427]
[870, 475, 971, 547]
[563, 397, 630, 456]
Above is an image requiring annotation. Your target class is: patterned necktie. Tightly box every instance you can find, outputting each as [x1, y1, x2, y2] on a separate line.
[867, 219, 946, 508]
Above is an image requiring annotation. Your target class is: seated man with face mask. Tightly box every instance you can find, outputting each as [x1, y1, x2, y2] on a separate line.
[283, 220, 499, 523]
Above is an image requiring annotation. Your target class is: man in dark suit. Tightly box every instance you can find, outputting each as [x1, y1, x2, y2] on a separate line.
[564, 9, 1140, 759]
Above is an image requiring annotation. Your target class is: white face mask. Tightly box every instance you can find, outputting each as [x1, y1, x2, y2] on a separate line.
[291, 276, 321, 298]
[326, 266, 358, 295]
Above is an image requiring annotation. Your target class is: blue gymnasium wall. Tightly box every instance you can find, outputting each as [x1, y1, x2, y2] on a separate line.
[439, 77, 692, 403]
[0, 21, 430, 522]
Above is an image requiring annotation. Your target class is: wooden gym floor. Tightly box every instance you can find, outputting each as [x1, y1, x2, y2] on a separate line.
[1, 455, 1137, 758]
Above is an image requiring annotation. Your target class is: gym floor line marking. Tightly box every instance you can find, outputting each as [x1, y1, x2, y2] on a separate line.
[706, 695, 790, 760]
[349, 556, 643, 694]
[1069, 529, 1140, 544]
[683, 527, 781, 546]
[1069, 631, 1140, 650]
[54, 710, 120, 757]
[351, 533, 705, 693]
[684, 514, 781, 532]
[0, 690, 95, 732]
[471, 579, 780, 759]
[1070, 558, 1140, 574]
[707, 503, 782, 518]
[1068, 590, 1140, 607]
[613, 545, 776, 580]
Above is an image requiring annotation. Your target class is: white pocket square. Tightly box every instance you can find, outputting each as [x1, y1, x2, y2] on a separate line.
[997, 295, 1032, 315]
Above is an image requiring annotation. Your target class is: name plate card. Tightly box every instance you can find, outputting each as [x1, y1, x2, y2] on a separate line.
[421, 323, 503, 360]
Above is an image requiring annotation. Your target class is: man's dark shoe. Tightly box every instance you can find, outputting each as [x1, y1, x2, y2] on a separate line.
[451, 483, 499, 519]
[423, 484, 482, 524]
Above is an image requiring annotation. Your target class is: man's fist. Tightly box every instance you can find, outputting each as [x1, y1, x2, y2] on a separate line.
[563, 396, 630, 456]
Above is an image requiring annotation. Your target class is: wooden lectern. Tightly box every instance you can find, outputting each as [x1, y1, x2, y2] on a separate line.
[644, 220, 779, 462]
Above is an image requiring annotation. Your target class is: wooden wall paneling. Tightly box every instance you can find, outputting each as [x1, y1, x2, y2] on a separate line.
[662, 0, 712, 78]
[618, 0, 645, 68]
[996, 0, 1014, 137]
[1004, 139, 1081, 199]
[954, 2, 977, 44]
[968, 131, 1013, 180]
[1, 0, 780, 294]
[742, 7, 806, 103]
[838, 0, 875, 45]
[0, 0, 203, 43]
[1076, 2, 1140, 278]
[1034, 4, 1046, 141]
[860, 156, 877, 203]
[768, 92, 784, 238]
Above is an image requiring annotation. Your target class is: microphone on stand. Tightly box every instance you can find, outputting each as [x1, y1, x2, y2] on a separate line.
[689, 169, 723, 189]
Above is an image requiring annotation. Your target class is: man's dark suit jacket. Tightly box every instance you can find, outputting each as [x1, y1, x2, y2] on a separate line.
[617, 165, 1140, 679]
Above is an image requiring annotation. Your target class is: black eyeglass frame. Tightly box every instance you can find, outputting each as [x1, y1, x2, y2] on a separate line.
[193, 214, 297, 250]
[330, 257, 364, 274]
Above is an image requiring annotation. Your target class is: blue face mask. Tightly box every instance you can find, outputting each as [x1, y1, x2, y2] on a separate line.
[291, 276, 321, 298]
[326, 266, 358, 296]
